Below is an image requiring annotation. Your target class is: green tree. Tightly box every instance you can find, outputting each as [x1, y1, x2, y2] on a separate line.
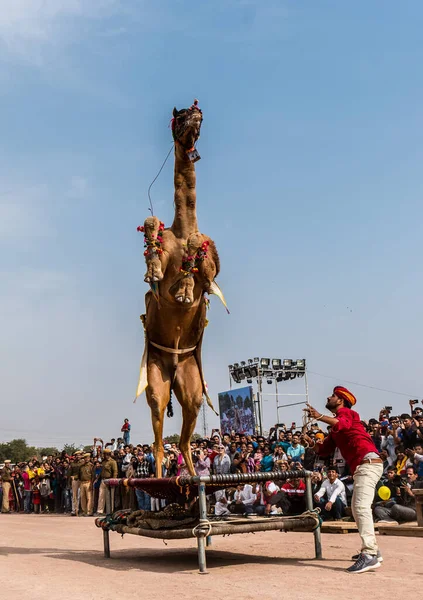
[163, 432, 203, 445]
[0, 439, 37, 463]
[62, 443, 79, 456]
[164, 434, 180, 444]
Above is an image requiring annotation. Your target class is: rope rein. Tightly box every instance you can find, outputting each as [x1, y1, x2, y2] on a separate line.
[147, 143, 174, 215]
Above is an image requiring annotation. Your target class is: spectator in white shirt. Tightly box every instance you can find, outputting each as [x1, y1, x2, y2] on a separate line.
[105, 438, 117, 452]
[314, 467, 347, 520]
[232, 483, 257, 514]
[214, 490, 230, 516]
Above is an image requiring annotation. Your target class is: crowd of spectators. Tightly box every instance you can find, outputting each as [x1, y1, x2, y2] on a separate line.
[1, 401, 422, 524]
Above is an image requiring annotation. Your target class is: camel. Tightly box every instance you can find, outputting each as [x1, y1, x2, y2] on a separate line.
[135, 100, 227, 478]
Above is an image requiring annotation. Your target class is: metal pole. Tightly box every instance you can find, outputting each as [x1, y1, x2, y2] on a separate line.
[103, 529, 110, 558]
[252, 392, 259, 435]
[275, 379, 279, 425]
[304, 369, 310, 405]
[305, 473, 322, 559]
[257, 371, 263, 435]
[197, 482, 208, 574]
[201, 401, 207, 437]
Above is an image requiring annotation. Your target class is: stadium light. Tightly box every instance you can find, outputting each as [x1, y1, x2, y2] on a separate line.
[226, 356, 309, 436]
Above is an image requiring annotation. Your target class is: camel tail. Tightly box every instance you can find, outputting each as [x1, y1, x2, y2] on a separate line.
[167, 392, 174, 418]
[205, 394, 219, 416]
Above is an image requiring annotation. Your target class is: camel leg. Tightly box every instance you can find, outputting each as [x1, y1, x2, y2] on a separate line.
[196, 237, 218, 292]
[173, 274, 195, 304]
[146, 355, 172, 478]
[173, 355, 203, 476]
[143, 216, 166, 283]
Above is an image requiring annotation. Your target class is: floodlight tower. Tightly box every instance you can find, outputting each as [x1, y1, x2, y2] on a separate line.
[200, 401, 208, 437]
[228, 358, 308, 435]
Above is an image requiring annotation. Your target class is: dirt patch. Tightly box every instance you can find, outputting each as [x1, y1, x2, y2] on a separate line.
[0, 515, 421, 600]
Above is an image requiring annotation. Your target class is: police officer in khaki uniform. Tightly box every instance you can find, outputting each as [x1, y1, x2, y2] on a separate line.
[1, 460, 12, 513]
[69, 451, 83, 516]
[96, 449, 118, 515]
[79, 453, 94, 516]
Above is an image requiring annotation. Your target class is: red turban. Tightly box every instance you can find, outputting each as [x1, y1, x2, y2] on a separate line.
[333, 386, 357, 406]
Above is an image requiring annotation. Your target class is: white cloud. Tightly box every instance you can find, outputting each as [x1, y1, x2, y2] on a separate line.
[0, 0, 124, 65]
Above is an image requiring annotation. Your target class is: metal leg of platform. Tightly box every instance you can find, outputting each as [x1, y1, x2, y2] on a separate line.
[197, 482, 209, 574]
[103, 529, 110, 558]
[305, 475, 322, 559]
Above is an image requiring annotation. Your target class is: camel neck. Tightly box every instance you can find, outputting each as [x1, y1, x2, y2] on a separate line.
[171, 143, 198, 239]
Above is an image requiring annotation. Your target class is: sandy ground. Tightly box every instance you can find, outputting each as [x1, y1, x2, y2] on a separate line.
[0, 515, 421, 599]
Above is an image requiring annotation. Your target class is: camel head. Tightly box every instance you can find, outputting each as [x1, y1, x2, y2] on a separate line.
[172, 100, 203, 150]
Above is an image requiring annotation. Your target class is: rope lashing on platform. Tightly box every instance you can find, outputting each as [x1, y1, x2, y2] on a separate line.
[192, 520, 212, 538]
[278, 508, 322, 531]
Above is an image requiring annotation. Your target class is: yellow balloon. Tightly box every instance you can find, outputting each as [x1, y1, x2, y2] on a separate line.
[378, 485, 391, 501]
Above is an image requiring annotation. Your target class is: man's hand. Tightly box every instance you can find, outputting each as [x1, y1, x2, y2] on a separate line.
[405, 449, 415, 458]
[402, 485, 414, 497]
[325, 501, 333, 511]
[314, 493, 320, 502]
[305, 404, 322, 420]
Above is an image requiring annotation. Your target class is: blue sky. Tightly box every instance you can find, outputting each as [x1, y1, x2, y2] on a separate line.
[1, 1, 422, 448]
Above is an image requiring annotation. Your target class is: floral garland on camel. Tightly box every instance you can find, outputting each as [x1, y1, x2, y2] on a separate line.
[180, 240, 210, 277]
[137, 221, 165, 256]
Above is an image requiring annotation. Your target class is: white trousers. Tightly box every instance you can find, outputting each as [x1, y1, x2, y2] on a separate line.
[351, 462, 383, 555]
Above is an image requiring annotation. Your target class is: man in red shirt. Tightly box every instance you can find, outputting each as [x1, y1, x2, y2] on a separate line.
[281, 476, 306, 515]
[306, 386, 383, 574]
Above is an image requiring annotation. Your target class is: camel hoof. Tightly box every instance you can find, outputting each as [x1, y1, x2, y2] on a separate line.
[152, 276, 159, 282]
[144, 276, 151, 283]
[184, 297, 192, 303]
[176, 296, 184, 302]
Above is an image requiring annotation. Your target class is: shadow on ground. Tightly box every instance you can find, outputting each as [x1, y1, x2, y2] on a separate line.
[0, 546, 349, 573]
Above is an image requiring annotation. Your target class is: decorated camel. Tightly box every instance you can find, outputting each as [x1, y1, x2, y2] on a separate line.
[135, 100, 227, 477]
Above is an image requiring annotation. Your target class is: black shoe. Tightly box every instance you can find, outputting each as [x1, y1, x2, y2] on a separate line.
[352, 549, 383, 563]
[347, 553, 380, 574]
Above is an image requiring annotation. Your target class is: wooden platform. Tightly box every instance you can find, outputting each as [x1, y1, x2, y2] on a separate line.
[321, 521, 357, 534]
[378, 521, 423, 537]
[321, 521, 382, 534]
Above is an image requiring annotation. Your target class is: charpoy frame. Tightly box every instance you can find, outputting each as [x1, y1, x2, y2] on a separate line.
[99, 470, 322, 574]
